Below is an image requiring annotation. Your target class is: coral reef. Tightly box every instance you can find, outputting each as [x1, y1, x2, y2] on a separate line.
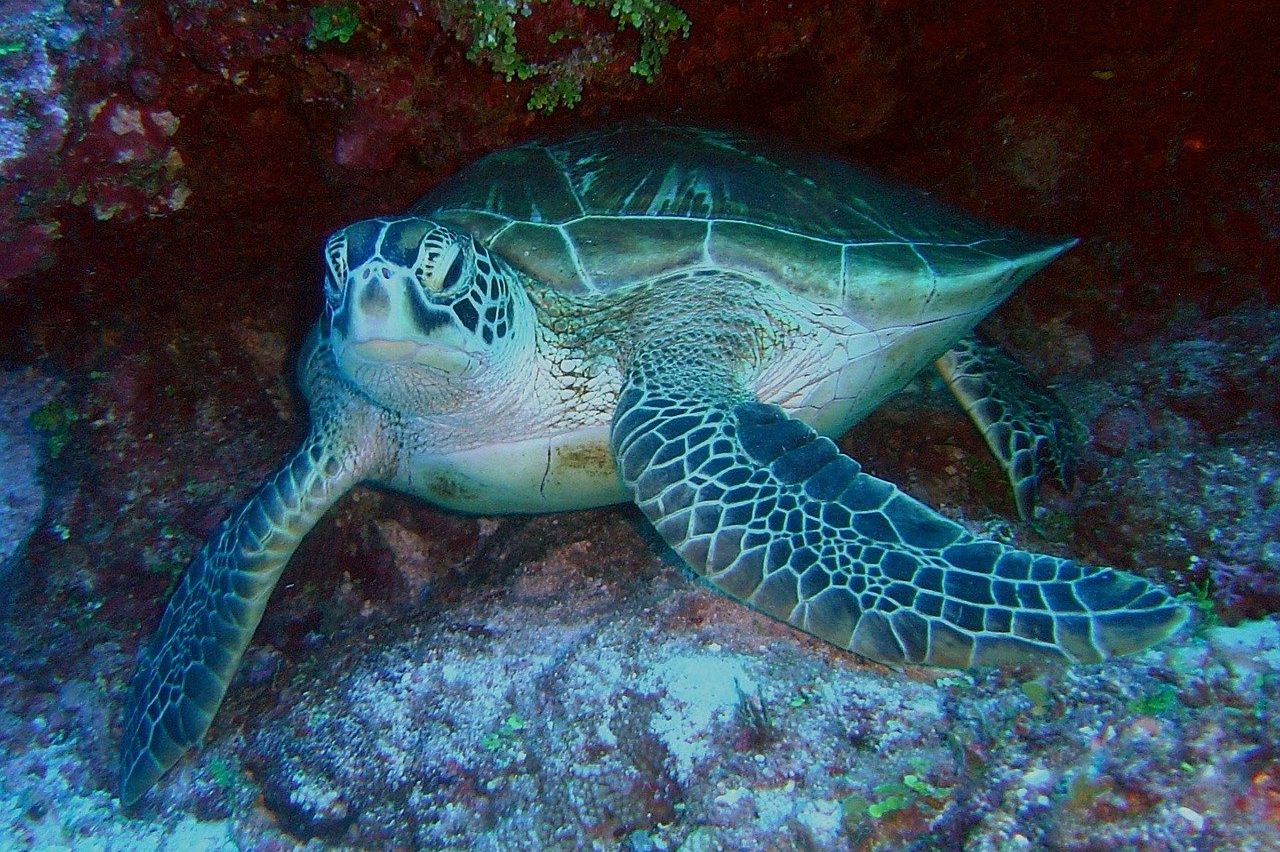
[437, 0, 691, 112]
[0, 0, 85, 286]
[0, 0, 1276, 846]
[4, 505, 1279, 846]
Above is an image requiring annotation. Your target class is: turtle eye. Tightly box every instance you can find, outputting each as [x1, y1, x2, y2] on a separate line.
[438, 251, 464, 293]
[418, 241, 466, 295]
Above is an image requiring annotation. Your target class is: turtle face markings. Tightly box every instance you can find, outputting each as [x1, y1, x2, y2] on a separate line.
[444, 243, 512, 348]
[324, 216, 530, 413]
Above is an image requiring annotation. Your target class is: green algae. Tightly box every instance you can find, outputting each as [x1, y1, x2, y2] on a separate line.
[29, 400, 79, 459]
[309, 1, 360, 46]
[442, 0, 690, 112]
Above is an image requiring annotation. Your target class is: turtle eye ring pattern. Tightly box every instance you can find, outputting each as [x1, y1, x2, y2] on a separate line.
[414, 230, 467, 295]
[323, 232, 347, 306]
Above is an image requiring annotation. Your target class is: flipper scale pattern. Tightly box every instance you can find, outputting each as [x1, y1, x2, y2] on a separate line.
[118, 431, 369, 806]
[611, 362, 1187, 671]
[936, 337, 1084, 519]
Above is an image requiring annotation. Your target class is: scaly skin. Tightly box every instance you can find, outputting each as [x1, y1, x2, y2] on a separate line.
[118, 332, 394, 806]
[610, 298, 1187, 668]
[936, 337, 1084, 520]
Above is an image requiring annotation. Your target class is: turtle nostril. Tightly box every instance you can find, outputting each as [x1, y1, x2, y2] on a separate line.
[359, 279, 391, 314]
[381, 268, 391, 279]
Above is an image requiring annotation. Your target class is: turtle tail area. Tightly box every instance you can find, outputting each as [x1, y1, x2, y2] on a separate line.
[118, 432, 366, 807]
[612, 376, 1189, 670]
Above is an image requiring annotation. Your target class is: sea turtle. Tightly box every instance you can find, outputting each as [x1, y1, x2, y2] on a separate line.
[119, 124, 1187, 805]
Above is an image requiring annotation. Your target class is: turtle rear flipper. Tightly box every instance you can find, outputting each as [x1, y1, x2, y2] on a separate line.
[936, 336, 1084, 521]
[611, 338, 1186, 669]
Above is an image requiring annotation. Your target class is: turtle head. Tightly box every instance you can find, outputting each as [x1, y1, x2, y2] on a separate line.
[322, 216, 528, 411]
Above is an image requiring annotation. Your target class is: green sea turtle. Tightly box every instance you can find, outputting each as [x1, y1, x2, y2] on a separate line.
[119, 124, 1186, 805]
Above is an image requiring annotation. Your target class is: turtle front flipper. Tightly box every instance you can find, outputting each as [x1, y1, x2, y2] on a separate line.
[119, 423, 381, 806]
[611, 346, 1186, 671]
[936, 336, 1084, 520]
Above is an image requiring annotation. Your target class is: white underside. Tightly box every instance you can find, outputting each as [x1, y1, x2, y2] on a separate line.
[388, 306, 983, 515]
[393, 423, 624, 514]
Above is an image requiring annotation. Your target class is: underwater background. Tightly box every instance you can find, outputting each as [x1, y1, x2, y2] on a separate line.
[1, 0, 1278, 848]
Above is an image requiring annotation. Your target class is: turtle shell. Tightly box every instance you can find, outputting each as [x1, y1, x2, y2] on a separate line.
[412, 125, 1069, 324]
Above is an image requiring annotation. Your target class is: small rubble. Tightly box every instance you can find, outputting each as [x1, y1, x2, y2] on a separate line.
[1070, 306, 1280, 619]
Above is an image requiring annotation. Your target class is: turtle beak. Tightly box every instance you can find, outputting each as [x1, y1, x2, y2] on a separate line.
[346, 337, 478, 376]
